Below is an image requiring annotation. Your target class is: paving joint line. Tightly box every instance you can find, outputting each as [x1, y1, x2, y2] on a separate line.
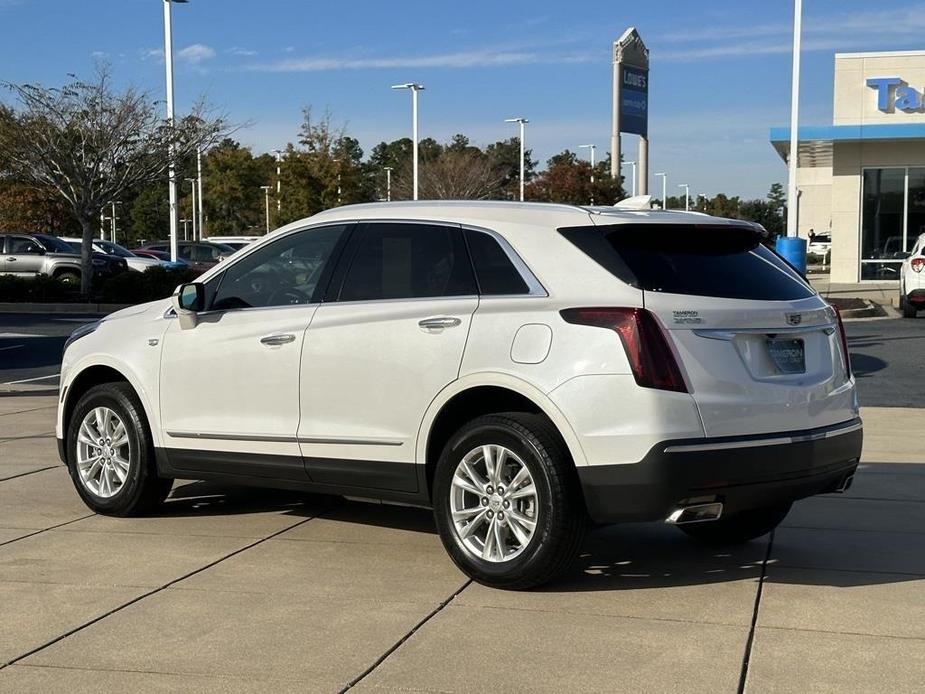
[0, 404, 58, 418]
[0, 466, 60, 483]
[0, 505, 332, 671]
[758, 623, 925, 642]
[340, 578, 473, 692]
[736, 529, 773, 694]
[0, 514, 96, 549]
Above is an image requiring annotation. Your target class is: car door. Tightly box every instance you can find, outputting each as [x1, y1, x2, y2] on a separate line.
[298, 221, 479, 493]
[159, 223, 350, 479]
[4, 236, 46, 276]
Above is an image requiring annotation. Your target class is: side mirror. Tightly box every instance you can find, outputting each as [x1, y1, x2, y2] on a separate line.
[171, 282, 204, 330]
[896, 251, 913, 260]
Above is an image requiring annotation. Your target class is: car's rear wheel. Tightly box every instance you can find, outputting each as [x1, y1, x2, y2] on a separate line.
[66, 382, 172, 516]
[433, 413, 586, 590]
[56, 270, 81, 286]
[901, 288, 918, 318]
[678, 502, 792, 545]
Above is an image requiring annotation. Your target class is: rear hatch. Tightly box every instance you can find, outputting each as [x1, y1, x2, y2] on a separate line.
[561, 220, 857, 438]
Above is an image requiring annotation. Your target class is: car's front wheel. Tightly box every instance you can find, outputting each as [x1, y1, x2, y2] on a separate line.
[433, 413, 586, 590]
[66, 382, 173, 516]
[678, 502, 792, 545]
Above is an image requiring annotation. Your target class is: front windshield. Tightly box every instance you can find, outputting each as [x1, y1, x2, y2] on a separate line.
[35, 234, 78, 253]
[96, 241, 135, 258]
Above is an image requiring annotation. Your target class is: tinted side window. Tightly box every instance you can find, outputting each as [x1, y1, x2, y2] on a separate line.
[466, 230, 530, 295]
[9, 237, 43, 254]
[560, 224, 814, 301]
[211, 225, 348, 311]
[338, 223, 476, 302]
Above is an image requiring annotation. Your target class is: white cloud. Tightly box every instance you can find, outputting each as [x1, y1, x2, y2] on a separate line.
[655, 5, 925, 62]
[249, 48, 595, 73]
[90, 50, 109, 59]
[177, 43, 216, 64]
[228, 47, 258, 57]
[142, 47, 164, 62]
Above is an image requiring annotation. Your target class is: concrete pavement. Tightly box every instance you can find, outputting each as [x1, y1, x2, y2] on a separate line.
[0, 395, 923, 693]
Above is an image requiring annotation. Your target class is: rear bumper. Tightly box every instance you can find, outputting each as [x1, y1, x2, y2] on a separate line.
[907, 288, 925, 304]
[578, 418, 862, 524]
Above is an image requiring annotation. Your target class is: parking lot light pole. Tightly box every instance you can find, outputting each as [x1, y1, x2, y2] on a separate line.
[272, 149, 283, 217]
[384, 166, 393, 201]
[163, 0, 188, 263]
[655, 172, 667, 209]
[579, 144, 596, 205]
[787, 0, 803, 238]
[623, 160, 637, 197]
[196, 148, 204, 240]
[505, 118, 529, 202]
[184, 178, 197, 242]
[179, 218, 189, 240]
[110, 201, 121, 243]
[391, 83, 424, 200]
[678, 183, 690, 211]
[261, 186, 271, 234]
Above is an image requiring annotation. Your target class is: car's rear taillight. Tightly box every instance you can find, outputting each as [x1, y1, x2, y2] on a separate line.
[560, 307, 688, 392]
[911, 257, 925, 273]
[831, 305, 852, 379]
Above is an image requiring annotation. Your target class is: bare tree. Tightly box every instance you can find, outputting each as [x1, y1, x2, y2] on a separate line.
[0, 67, 227, 294]
[393, 149, 507, 200]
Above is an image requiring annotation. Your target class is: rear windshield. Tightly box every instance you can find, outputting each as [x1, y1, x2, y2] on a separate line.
[559, 223, 815, 301]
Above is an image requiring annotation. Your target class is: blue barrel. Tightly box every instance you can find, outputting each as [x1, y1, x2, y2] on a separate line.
[776, 236, 808, 276]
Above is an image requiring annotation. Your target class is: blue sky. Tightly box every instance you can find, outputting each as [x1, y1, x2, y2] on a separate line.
[2, 0, 924, 198]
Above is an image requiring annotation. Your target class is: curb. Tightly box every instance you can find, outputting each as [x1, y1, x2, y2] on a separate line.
[839, 299, 894, 321]
[0, 303, 131, 315]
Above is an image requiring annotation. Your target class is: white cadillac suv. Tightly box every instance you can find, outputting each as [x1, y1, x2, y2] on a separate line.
[56, 202, 862, 589]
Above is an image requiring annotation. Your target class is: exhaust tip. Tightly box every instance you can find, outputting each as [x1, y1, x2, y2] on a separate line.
[834, 474, 854, 493]
[666, 502, 724, 525]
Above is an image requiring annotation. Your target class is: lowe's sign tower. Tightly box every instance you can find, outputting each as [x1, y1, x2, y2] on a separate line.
[611, 27, 650, 194]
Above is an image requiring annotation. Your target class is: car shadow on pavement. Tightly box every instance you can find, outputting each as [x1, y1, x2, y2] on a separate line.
[850, 352, 888, 377]
[150, 463, 923, 592]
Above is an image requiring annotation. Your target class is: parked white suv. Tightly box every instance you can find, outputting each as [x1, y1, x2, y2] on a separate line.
[56, 202, 862, 588]
[899, 233, 925, 318]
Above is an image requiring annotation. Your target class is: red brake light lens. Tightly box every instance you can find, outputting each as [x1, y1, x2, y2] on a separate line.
[831, 305, 852, 379]
[911, 257, 925, 273]
[560, 307, 688, 393]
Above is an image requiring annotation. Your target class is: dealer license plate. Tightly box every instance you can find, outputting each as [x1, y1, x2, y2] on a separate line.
[767, 338, 805, 374]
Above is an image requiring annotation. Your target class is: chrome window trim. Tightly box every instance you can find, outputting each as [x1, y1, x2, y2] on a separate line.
[460, 222, 548, 298]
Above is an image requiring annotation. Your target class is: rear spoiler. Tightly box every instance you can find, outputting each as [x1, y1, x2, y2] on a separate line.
[613, 195, 654, 210]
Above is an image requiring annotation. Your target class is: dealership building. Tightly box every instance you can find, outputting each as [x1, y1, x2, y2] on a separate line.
[770, 50, 925, 282]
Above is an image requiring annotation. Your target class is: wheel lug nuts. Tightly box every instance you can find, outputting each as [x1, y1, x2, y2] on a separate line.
[498, 512, 505, 520]
[497, 486, 505, 495]
[486, 486, 493, 494]
[487, 510, 494, 518]
[503, 500, 510, 508]
[481, 497, 488, 506]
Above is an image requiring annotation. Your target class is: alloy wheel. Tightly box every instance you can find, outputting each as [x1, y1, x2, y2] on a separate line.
[75, 407, 131, 498]
[450, 444, 539, 563]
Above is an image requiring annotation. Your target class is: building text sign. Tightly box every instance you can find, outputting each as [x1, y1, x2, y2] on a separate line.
[867, 77, 925, 113]
[620, 65, 648, 136]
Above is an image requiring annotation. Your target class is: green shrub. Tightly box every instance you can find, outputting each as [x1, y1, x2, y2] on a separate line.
[0, 274, 74, 302]
[98, 266, 200, 304]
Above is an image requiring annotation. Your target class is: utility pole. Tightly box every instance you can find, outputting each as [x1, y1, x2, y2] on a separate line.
[384, 166, 393, 201]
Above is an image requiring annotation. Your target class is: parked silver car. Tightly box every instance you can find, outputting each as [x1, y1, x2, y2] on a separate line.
[1, 233, 126, 285]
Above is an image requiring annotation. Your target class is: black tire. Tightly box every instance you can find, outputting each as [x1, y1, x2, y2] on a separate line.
[432, 413, 587, 590]
[901, 289, 918, 318]
[55, 270, 81, 286]
[66, 382, 173, 516]
[679, 502, 792, 545]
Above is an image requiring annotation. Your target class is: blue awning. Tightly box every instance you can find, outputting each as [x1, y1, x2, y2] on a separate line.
[769, 123, 925, 166]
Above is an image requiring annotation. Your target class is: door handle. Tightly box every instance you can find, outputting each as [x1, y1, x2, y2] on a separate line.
[418, 317, 462, 330]
[7, 257, 16, 262]
[260, 333, 296, 346]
